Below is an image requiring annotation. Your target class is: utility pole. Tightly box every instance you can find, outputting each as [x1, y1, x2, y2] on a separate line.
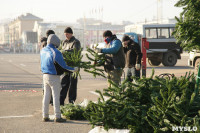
[83, 14, 86, 50]
[157, 0, 163, 24]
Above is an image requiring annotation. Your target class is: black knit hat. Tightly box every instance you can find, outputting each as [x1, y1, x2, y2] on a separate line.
[46, 30, 55, 37]
[122, 35, 131, 42]
[103, 30, 112, 37]
[40, 37, 47, 43]
[64, 27, 73, 34]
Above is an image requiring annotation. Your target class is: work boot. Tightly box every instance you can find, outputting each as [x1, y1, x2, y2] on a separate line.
[42, 117, 50, 122]
[69, 100, 74, 104]
[49, 96, 53, 106]
[54, 118, 66, 123]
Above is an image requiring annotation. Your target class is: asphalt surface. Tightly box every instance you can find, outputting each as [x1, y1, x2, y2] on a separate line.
[0, 51, 194, 133]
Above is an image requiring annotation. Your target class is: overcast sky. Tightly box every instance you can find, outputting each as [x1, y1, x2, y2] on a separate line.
[0, 0, 182, 24]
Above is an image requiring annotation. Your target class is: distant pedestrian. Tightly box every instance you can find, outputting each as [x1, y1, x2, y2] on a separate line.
[59, 27, 81, 105]
[122, 35, 142, 81]
[40, 34, 79, 122]
[40, 37, 47, 50]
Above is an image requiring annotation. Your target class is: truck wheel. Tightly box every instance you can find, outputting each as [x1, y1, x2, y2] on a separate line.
[162, 52, 177, 66]
[195, 58, 200, 73]
[148, 59, 161, 66]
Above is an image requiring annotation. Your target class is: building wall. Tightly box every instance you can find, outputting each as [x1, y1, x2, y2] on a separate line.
[9, 20, 21, 44]
[7, 15, 42, 53]
[84, 28, 125, 47]
[20, 20, 36, 34]
[4, 25, 9, 45]
[0, 24, 9, 45]
[9, 20, 42, 49]
[0, 25, 4, 44]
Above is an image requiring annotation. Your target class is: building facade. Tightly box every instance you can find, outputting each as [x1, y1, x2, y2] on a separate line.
[77, 18, 125, 48]
[0, 24, 9, 45]
[84, 24, 125, 47]
[8, 13, 43, 52]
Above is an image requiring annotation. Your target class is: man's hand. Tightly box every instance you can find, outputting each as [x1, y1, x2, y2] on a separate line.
[73, 67, 79, 72]
[93, 60, 97, 65]
[60, 50, 65, 54]
[94, 48, 102, 53]
[135, 64, 140, 70]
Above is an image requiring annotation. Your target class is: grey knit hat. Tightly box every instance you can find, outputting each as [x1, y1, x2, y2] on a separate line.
[47, 34, 60, 47]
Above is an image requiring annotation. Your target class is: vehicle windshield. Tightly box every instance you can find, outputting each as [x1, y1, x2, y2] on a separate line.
[145, 27, 175, 39]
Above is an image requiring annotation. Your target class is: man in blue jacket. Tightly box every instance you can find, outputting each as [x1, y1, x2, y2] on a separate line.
[40, 34, 78, 122]
[95, 30, 125, 87]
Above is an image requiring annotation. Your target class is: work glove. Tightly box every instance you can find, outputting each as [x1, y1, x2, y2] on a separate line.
[94, 48, 102, 53]
[135, 64, 140, 70]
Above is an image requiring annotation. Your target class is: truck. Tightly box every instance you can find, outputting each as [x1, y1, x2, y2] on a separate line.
[124, 24, 182, 66]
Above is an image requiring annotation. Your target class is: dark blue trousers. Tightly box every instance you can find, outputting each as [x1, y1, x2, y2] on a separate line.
[60, 73, 78, 105]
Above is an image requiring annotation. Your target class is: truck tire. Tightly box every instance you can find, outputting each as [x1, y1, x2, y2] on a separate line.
[162, 52, 177, 66]
[195, 58, 200, 73]
[148, 59, 161, 66]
